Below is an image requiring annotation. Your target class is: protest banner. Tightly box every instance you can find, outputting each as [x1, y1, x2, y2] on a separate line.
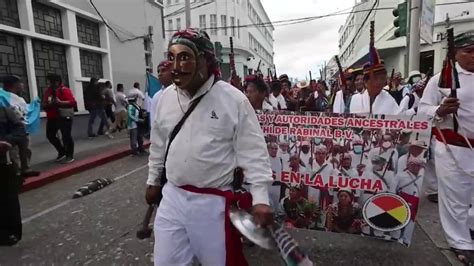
[258, 110, 432, 246]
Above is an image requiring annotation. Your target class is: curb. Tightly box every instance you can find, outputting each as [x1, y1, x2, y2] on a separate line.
[22, 142, 150, 192]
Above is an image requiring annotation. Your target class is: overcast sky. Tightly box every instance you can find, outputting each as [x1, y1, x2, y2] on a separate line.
[260, 0, 355, 80]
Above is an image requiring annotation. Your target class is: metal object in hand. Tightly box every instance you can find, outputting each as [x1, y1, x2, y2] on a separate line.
[229, 207, 275, 250]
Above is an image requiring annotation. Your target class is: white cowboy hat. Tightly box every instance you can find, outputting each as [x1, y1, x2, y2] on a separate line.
[296, 80, 309, 89]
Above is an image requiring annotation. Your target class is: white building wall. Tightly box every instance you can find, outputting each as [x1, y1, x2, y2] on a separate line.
[0, 0, 165, 110]
[164, 0, 274, 80]
[60, 0, 166, 91]
[336, 0, 474, 77]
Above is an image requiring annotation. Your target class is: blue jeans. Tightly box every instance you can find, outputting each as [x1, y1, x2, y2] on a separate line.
[87, 108, 108, 136]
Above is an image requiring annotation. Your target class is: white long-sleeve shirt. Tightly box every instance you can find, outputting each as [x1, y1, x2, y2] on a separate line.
[419, 64, 474, 139]
[147, 75, 273, 205]
[349, 89, 399, 115]
[332, 90, 345, 114]
[127, 88, 145, 108]
[149, 88, 165, 122]
[269, 93, 287, 110]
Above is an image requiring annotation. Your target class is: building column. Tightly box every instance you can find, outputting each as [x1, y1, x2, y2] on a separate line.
[100, 24, 113, 82]
[23, 38, 38, 100]
[18, 0, 38, 100]
[62, 9, 85, 111]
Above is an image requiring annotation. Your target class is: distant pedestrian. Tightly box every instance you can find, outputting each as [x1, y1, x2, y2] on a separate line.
[0, 104, 27, 246]
[41, 74, 77, 163]
[85, 78, 112, 139]
[110, 83, 127, 133]
[103, 81, 115, 124]
[127, 95, 146, 155]
[1, 76, 40, 177]
[128, 82, 145, 108]
[149, 60, 173, 122]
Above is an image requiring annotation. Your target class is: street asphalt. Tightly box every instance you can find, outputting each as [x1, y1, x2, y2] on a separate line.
[0, 156, 460, 266]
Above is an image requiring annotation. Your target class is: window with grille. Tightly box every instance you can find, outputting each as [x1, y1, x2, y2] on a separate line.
[0, 32, 29, 102]
[32, 40, 68, 98]
[230, 17, 235, 37]
[80, 50, 103, 78]
[32, 0, 63, 38]
[176, 18, 181, 31]
[210, 15, 217, 35]
[0, 0, 20, 28]
[199, 15, 206, 30]
[221, 15, 227, 36]
[76, 16, 101, 47]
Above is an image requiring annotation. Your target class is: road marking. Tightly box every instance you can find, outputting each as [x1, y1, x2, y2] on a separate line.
[22, 164, 148, 224]
[114, 164, 148, 181]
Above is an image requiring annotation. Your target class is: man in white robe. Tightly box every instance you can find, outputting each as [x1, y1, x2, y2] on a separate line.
[418, 30, 474, 263]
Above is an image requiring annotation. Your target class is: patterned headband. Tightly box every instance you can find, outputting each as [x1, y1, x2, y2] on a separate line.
[169, 28, 215, 58]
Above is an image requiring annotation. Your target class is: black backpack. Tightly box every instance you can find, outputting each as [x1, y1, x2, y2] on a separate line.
[407, 94, 415, 109]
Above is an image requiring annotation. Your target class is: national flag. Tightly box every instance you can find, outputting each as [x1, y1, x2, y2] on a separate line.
[144, 72, 162, 112]
[0, 87, 11, 107]
[27, 98, 41, 134]
[146, 72, 162, 98]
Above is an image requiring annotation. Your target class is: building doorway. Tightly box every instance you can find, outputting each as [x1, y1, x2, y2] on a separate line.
[420, 50, 434, 75]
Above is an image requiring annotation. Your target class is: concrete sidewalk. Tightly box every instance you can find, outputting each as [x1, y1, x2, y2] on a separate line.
[23, 131, 149, 192]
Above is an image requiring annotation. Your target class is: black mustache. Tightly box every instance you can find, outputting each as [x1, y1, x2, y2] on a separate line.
[171, 70, 191, 76]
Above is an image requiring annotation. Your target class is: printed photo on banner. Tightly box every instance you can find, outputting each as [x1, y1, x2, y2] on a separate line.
[257, 110, 432, 246]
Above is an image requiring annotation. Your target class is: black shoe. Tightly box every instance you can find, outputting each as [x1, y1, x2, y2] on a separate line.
[55, 154, 66, 162]
[62, 157, 75, 164]
[88, 134, 97, 139]
[138, 149, 148, 155]
[0, 235, 19, 246]
[427, 193, 438, 203]
[22, 170, 41, 178]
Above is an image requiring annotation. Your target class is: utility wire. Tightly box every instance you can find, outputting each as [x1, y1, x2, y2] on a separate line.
[164, 6, 394, 32]
[89, 0, 148, 42]
[340, 0, 379, 57]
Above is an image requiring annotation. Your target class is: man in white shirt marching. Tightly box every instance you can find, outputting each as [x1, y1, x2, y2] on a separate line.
[418, 30, 474, 264]
[146, 28, 273, 266]
[333, 69, 356, 114]
[149, 60, 173, 122]
[350, 22, 399, 115]
[269, 80, 287, 110]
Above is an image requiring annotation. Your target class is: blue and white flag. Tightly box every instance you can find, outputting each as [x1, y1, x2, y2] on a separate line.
[0, 88, 11, 107]
[144, 72, 162, 112]
[27, 98, 41, 134]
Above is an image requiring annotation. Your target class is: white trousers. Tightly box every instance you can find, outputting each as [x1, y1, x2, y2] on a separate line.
[153, 182, 226, 266]
[434, 140, 474, 250]
[424, 138, 438, 195]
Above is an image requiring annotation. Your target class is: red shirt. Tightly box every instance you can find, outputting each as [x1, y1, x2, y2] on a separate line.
[42, 84, 77, 119]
